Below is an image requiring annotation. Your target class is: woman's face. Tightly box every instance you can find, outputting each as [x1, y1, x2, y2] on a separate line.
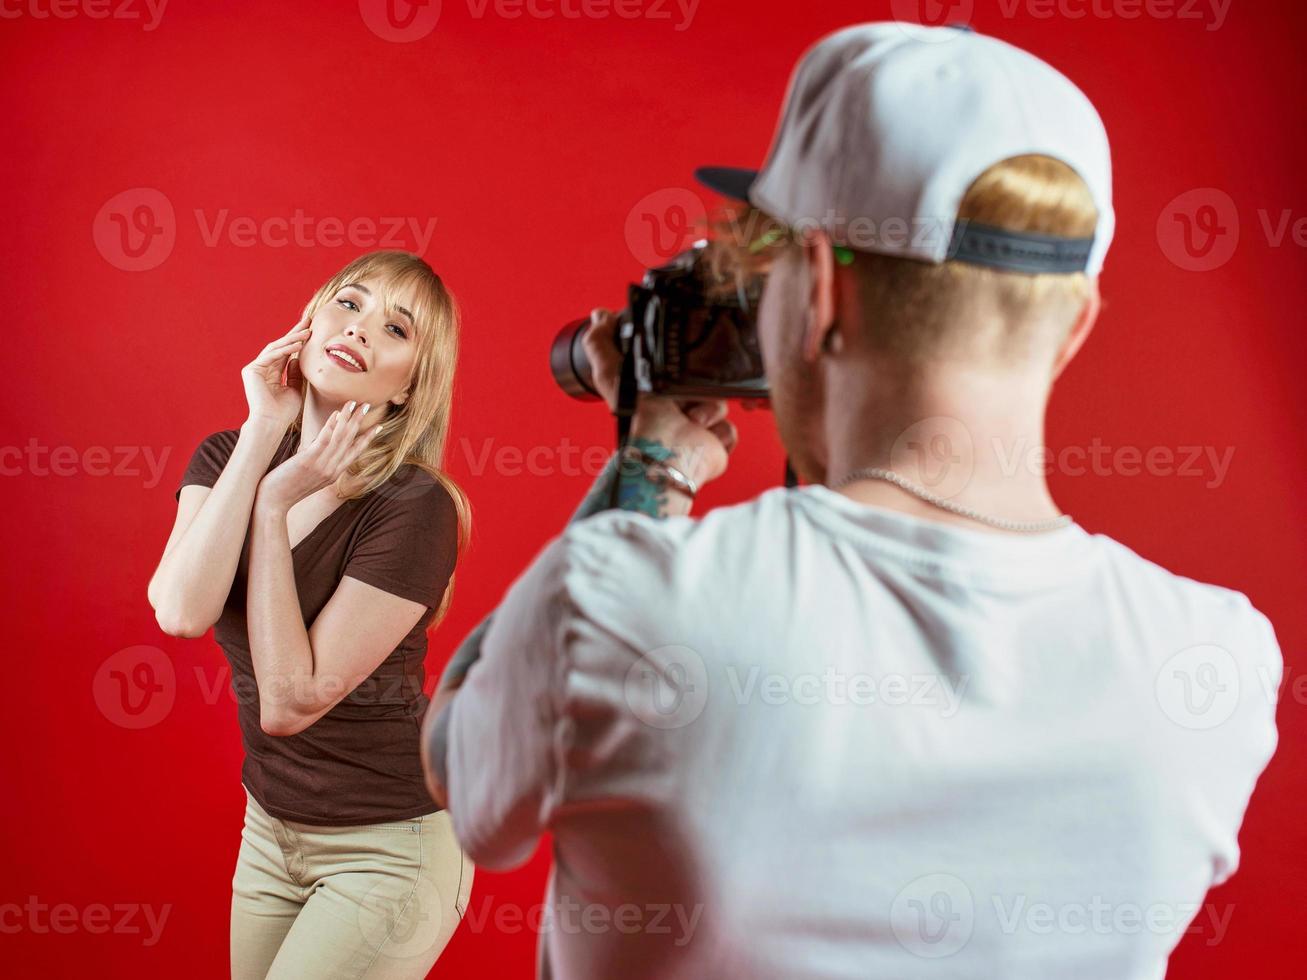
[300, 276, 420, 409]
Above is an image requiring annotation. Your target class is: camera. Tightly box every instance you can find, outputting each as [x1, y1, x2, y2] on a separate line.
[550, 240, 769, 403]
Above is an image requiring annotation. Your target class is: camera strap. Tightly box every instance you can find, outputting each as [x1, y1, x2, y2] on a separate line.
[606, 321, 641, 510]
[784, 459, 798, 488]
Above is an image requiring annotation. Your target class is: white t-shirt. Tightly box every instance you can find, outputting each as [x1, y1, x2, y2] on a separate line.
[446, 484, 1281, 979]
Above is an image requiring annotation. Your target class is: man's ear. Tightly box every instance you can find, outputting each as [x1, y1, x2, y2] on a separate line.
[1051, 278, 1101, 382]
[801, 230, 841, 363]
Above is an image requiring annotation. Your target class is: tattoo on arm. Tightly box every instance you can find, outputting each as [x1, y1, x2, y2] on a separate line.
[571, 437, 678, 522]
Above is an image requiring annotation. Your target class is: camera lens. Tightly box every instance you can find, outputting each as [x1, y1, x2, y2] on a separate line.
[549, 316, 605, 401]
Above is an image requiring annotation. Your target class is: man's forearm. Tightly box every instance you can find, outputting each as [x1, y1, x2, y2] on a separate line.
[571, 437, 691, 522]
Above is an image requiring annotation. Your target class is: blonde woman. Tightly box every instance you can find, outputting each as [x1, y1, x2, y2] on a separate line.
[148, 251, 474, 978]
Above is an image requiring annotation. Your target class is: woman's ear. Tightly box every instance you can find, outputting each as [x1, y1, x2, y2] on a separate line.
[391, 390, 410, 407]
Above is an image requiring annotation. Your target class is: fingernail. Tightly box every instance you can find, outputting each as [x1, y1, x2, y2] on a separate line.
[361, 403, 371, 415]
[346, 400, 355, 412]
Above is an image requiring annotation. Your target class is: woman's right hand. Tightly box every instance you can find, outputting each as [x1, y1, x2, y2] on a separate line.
[242, 315, 312, 429]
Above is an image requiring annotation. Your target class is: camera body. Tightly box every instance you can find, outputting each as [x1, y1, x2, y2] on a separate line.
[551, 241, 769, 402]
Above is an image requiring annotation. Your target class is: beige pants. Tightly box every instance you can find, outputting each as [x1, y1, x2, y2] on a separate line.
[230, 785, 474, 979]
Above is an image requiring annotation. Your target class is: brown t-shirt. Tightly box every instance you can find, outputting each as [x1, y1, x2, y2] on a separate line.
[175, 427, 458, 825]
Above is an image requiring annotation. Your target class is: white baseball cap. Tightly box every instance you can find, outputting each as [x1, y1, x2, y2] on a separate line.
[695, 22, 1114, 275]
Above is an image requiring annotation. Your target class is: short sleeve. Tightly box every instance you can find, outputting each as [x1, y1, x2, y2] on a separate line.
[1207, 597, 1283, 887]
[175, 429, 240, 501]
[342, 469, 460, 609]
[445, 533, 571, 870]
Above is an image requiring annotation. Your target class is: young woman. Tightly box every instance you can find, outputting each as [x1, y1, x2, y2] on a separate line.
[148, 250, 474, 978]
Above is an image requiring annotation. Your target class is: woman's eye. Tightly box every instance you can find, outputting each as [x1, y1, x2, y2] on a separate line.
[335, 296, 405, 337]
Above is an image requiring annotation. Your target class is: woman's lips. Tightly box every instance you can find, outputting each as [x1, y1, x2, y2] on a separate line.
[325, 348, 366, 372]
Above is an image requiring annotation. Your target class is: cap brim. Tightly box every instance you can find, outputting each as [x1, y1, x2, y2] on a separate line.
[693, 166, 758, 203]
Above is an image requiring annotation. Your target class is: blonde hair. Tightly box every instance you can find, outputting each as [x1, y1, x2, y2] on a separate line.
[292, 250, 471, 627]
[711, 154, 1100, 365]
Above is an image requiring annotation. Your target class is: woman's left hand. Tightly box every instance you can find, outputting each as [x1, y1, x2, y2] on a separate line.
[256, 401, 379, 513]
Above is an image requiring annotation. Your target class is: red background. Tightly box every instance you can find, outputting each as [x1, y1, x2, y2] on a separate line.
[2, 0, 1304, 976]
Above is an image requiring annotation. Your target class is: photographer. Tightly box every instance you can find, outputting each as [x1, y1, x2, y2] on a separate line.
[421, 22, 1281, 979]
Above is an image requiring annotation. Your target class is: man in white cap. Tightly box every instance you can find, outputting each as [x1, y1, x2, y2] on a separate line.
[423, 22, 1281, 979]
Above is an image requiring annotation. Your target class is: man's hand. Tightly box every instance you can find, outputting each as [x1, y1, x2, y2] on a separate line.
[582, 308, 740, 487]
